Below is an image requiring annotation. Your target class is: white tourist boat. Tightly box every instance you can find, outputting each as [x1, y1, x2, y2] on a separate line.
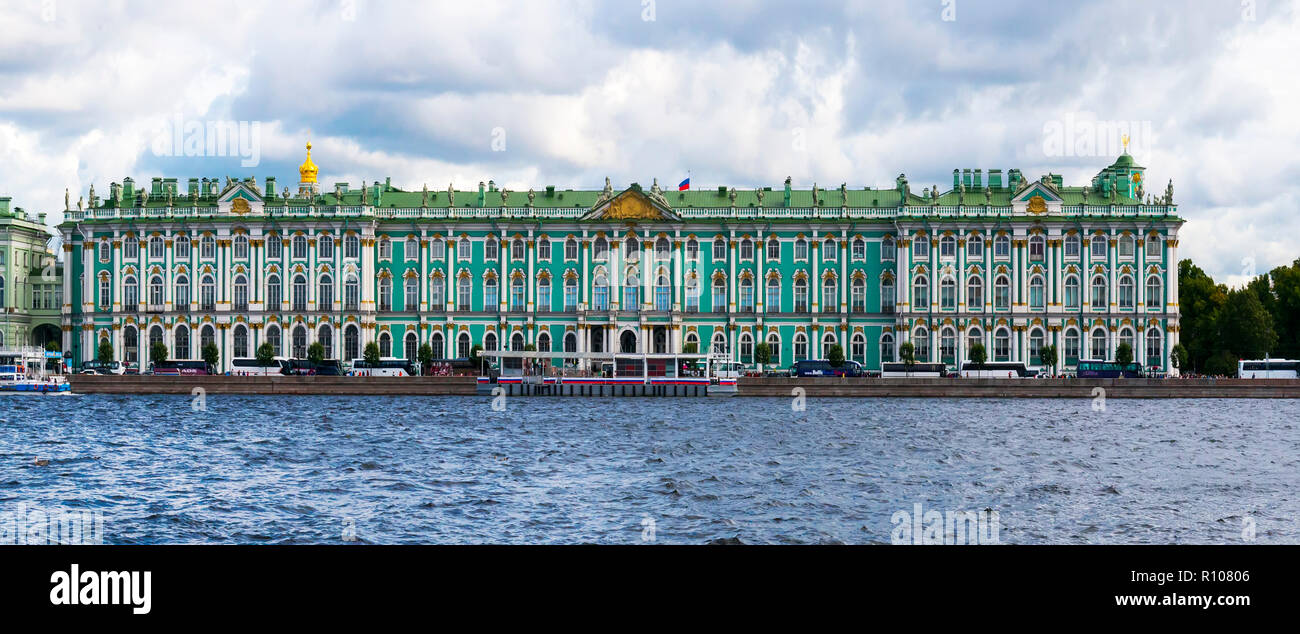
[0, 347, 72, 395]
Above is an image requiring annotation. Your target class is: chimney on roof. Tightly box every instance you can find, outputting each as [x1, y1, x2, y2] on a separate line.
[266, 177, 277, 198]
[973, 169, 982, 189]
[989, 169, 1003, 189]
[962, 169, 972, 189]
[952, 169, 960, 188]
[478, 181, 486, 208]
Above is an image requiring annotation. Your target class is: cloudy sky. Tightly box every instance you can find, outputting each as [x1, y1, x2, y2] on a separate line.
[1, 0, 1296, 284]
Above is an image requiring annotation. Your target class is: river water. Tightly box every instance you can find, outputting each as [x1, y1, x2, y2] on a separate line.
[1, 394, 1296, 544]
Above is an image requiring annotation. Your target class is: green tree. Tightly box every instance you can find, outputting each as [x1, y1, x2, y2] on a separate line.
[1115, 342, 1133, 366]
[417, 343, 434, 371]
[682, 342, 698, 354]
[201, 341, 220, 369]
[827, 343, 845, 367]
[1038, 343, 1057, 374]
[753, 341, 771, 370]
[150, 341, 168, 364]
[97, 340, 114, 363]
[255, 342, 275, 366]
[45, 340, 61, 353]
[469, 344, 483, 373]
[307, 341, 326, 366]
[899, 341, 916, 371]
[364, 341, 381, 366]
[1170, 343, 1188, 371]
[1204, 349, 1237, 377]
[1178, 259, 1228, 373]
[1221, 286, 1278, 360]
[968, 341, 987, 367]
[1264, 259, 1300, 359]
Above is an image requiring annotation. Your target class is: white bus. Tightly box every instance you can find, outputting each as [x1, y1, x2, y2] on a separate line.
[1237, 359, 1299, 379]
[231, 357, 289, 376]
[881, 362, 947, 378]
[349, 358, 418, 377]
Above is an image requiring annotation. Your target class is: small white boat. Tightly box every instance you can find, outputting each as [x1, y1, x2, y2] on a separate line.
[0, 347, 73, 395]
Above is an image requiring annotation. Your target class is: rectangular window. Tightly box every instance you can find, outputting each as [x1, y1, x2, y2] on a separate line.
[431, 239, 445, 259]
[459, 239, 471, 260]
[1091, 238, 1107, 259]
[539, 239, 551, 261]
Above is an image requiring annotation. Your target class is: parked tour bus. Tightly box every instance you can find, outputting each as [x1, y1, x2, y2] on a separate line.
[79, 360, 125, 375]
[230, 357, 289, 376]
[1075, 360, 1143, 378]
[282, 359, 345, 376]
[791, 359, 863, 377]
[958, 362, 1039, 378]
[880, 362, 947, 378]
[349, 358, 417, 377]
[150, 360, 214, 376]
[1237, 359, 1300, 379]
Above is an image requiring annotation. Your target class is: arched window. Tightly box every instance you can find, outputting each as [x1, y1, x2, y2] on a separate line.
[880, 332, 895, 363]
[233, 274, 248, 311]
[1091, 234, 1107, 259]
[1118, 235, 1135, 258]
[655, 275, 671, 311]
[201, 235, 216, 259]
[1028, 235, 1045, 261]
[563, 332, 576, 355]
[537, 332, 550, 353]
[564, 276, 578, 311]
[851, 333, 866, 363]
[795, 238, 808, 260]
[913, 327, 930, 362]
[1064, 234, 1081, 258]
[233, 235, 249, 259]
[851, 278, 866, 312]
[318, 324, 333, 359]
[458, 237, 471, 260]
[1064, 328, 1080, 362]
[993, 328, 1010, 362]
[711, 277, 726, 313]
[123, 275, 139, 308]
[200, 325, 215, 353]
[625, 237, 639, 260]
[344, 234, 360, 259]
[686, 238, 699, 260]
[431, 237, 445, 259]
[940, 276, 956, 309]
[766, 332, 781, 366]
[378, 332, 392, 357]
[594, 237, 608, 260]
[1145, 275, 1163, 308]
[123, 326, 138, 364]
[98, 240, 111, 262]
[379, 237, 393, 260]
[458, 276, 472, 311]
[345, 275, 360, 311]
[484, 277, 498, 309]
[994, 275, 1010, 310]
[200, 275, 216, 311]
[765, 277, 780, 311]
[458, 332, 471, 358]
[378, 276, 393, 311]
[175, 234, 191, 259]
[149, 236, 164, 259]
[1029, 328, 1045, 365]
[149, 325, 164, 351]
[881, 236, 895, 261]
[767, 237, 780, 260]
[852, 237, 865, 260]
[967, 276, 983, 311]
[1146, 327, 1162, 367]
[510, 277, 525, 311]
[713, 237, 726, 260]
[1091, 275, 1108, 310]
[484, 331, 498, 352]
[624, 272, 639, 308]
[1119, 327, 1134, 355]
[940, 235, 957, 258]
[967, 328, 983, 359]
[266, 325, 282, 357]
[233, 325, 249, 359]
[1064, 275, 1080, 309]
[98, 275, 110, 307]
[1029, 274, 1045, 309]
[318, 234, 334, 259]
[822, 238, 836, 261]
[822, 276, 837, 312]
[406, 277, 420, 310]
[431, 275, 445, 307]
[655, 237, 670, 258]
[994, 234, 1011, 258]
[1145, 235, 1161, 259]
[174, 325, 190, 360]
[1118, 274, 1135, 309]
[739, 238, 754, 260]
[317, 274, 333, 311]
[793, 332, 808, 361]
[685, 276, 699, 312]
[430, 332, 444, 359]
[292, 325, 307, 359]
[292, 275, 308, 312]
[538, 277, 551, 312]
[292, 235, 307, 259]
[912, 276, 929, 309]
[593, 274, 609, 311]
[912, 235, 930, 259]
[1090, 328, 1108, 360]
[265, 274, 280, 309]
[738, 332, 753, 363]
[344, 326, 359, 361]
[881, 277, 895, 312]
[967, 234, 983, 258]
[124, 237, 139, 260]
[938, 327, 955, 364]
[794, 278, 808, 312]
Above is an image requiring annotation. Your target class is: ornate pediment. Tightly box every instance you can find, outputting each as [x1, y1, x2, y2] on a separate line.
[217, 180, 264, 216]
[582, 186, 679, 222]
[1011, 178, 1063, 216]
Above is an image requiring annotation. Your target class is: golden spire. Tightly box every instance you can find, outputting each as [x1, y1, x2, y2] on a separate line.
[1121, 134, 1130, 154]
[298, 141, 318, 183]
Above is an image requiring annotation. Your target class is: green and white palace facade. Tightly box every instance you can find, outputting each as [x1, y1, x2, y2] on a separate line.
[56, 144, 1184, 375]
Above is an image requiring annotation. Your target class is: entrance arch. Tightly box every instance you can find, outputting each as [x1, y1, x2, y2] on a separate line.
[619, 330, 637, 354]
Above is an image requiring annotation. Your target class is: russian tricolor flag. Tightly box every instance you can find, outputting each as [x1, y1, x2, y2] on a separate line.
[678, 177, 690, 191]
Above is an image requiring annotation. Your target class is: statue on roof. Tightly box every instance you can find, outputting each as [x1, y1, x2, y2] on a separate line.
[931, 185, 939, 204]
[167, 189, 174, 208]
[650, 178, 662, 198]
[140, 189, 149, 208]
[281, 187, 290, 200]
[840, 183, 848, 206]
[784, 176, 792, 188]
[1164, 179, 1174, 205]
[756, 187, 764, 206]
[447, 183, 455, 207]
[89, 184, 96, 207]
[335, 184, 343, 202]
[1081, 187, 1088, 204]
[360, 181, 368, 205]
[77, 196, 83, 211]
[527, 188, 536, 206]
[984, 186, 991, 205]
[500, 188, 509, 206]
[957, 182, 965, 205]
[604, 177, 612, 196]
[421, 183, 428, 208]
[811, 182, 819, 206]
[65, 188, 70, 211]
[729, 187, 737, 204]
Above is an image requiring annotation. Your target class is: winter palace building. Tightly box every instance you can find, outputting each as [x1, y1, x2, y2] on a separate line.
[56, 143, 1184, 374]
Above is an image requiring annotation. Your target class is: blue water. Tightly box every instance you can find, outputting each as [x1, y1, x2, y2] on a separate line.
[1, 395, 1297, 544]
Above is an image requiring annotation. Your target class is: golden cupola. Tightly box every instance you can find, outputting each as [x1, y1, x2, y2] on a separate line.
[298, 141, 319, 184]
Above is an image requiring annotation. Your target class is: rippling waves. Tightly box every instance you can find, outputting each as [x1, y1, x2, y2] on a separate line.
[1, 394, 1297, 544]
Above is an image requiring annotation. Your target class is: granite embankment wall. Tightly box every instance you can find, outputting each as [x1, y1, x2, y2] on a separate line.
[738, 377, 1300, 398]
[68, 375, 479, 395]
[67, 375, 1300, 398]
